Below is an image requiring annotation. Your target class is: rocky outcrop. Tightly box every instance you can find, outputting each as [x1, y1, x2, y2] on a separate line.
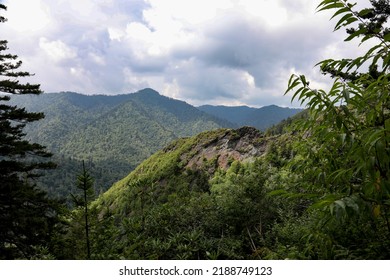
[183, 126, 267, 171]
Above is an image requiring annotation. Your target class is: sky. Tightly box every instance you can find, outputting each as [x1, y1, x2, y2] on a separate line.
[2, 0, 371, 107]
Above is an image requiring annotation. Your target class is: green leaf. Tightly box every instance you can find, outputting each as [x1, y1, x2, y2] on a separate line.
[361, 34, 373, 43]
[330, 7, 350, 20]
[268, 189, 289, 197]
[345, 27, 367, 41]
[373, 205, 381, 217]
[339, 17, 358, 30]
[344, 196, 359, 213]
[385, 118, 390, 130]
[285, 75, 300, 94]
[299, 75, 307, 85]
[343, 89, 350, 103]
[329, 203, 335, 215]
[317, 2, 345, 13]
[334, 200, 346, 211]
[358, 8, 373, 17]
[334, 13, 355, 31]
[384, 33, 390, 42]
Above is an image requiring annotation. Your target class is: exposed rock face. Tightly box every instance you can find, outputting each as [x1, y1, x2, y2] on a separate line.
[184, 126, 267, 171]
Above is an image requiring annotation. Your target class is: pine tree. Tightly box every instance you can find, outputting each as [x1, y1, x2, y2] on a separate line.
[0, 4, 58, 259]
[71, 161, 95, 259]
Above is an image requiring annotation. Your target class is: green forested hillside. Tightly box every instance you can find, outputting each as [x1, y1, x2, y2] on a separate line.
[9, 88, 233, 200]
[62, 126, 286, 259]
[60, 107, 389, 260]
[9, 91, 134, 152]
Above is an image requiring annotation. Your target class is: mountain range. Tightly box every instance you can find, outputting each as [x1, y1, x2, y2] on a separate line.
[9, 88, 301, 199]
[198, 104, 303, 130]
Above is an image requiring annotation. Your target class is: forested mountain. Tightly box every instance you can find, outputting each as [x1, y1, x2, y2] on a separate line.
[9, 91, 135, 152]
[9, 88, 233, 199]
[9, 88, 301, 200]
[62, 102, 389, 260]
[63, 126, 282, 259]
[198, 104, 302, 130]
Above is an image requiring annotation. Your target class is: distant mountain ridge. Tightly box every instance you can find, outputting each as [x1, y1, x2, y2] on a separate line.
[8, 88, 302, 199]
[8, 88, 232, 199]
[198, 104, 303, 130]
[9, 88, 233, 152]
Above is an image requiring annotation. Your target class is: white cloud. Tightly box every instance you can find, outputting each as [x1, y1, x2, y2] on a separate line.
[39, 38, 77, 62]
[88, 52, 106, 66]
[6, 0, 51, 32]
[237, 0, 289, 28]
[1, 0, 371, 107]
[123, 67, 151, 92]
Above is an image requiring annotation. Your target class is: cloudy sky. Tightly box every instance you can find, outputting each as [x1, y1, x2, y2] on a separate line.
[2, 0, 370, 107]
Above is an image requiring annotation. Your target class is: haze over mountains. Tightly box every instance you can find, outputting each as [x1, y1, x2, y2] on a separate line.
[9, 88, 302, 199]
[198, 104, 303, 130]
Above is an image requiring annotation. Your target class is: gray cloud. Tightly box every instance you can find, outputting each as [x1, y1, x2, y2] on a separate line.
[164, 8, 341, 106]
[2, 0, 356, 107]
[166, 59, 252, 99]
[108, 0, 151, 23]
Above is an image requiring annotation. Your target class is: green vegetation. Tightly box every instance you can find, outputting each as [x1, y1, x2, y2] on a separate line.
[61, 0, 390, 260]
[281, 0, 390, 259]
[2, 0, 390, 260]
[63, 127, 282, 259]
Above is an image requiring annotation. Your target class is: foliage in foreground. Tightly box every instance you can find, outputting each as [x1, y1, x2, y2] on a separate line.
[62, 0, 390, 260]
[282, 0, 390, 259]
